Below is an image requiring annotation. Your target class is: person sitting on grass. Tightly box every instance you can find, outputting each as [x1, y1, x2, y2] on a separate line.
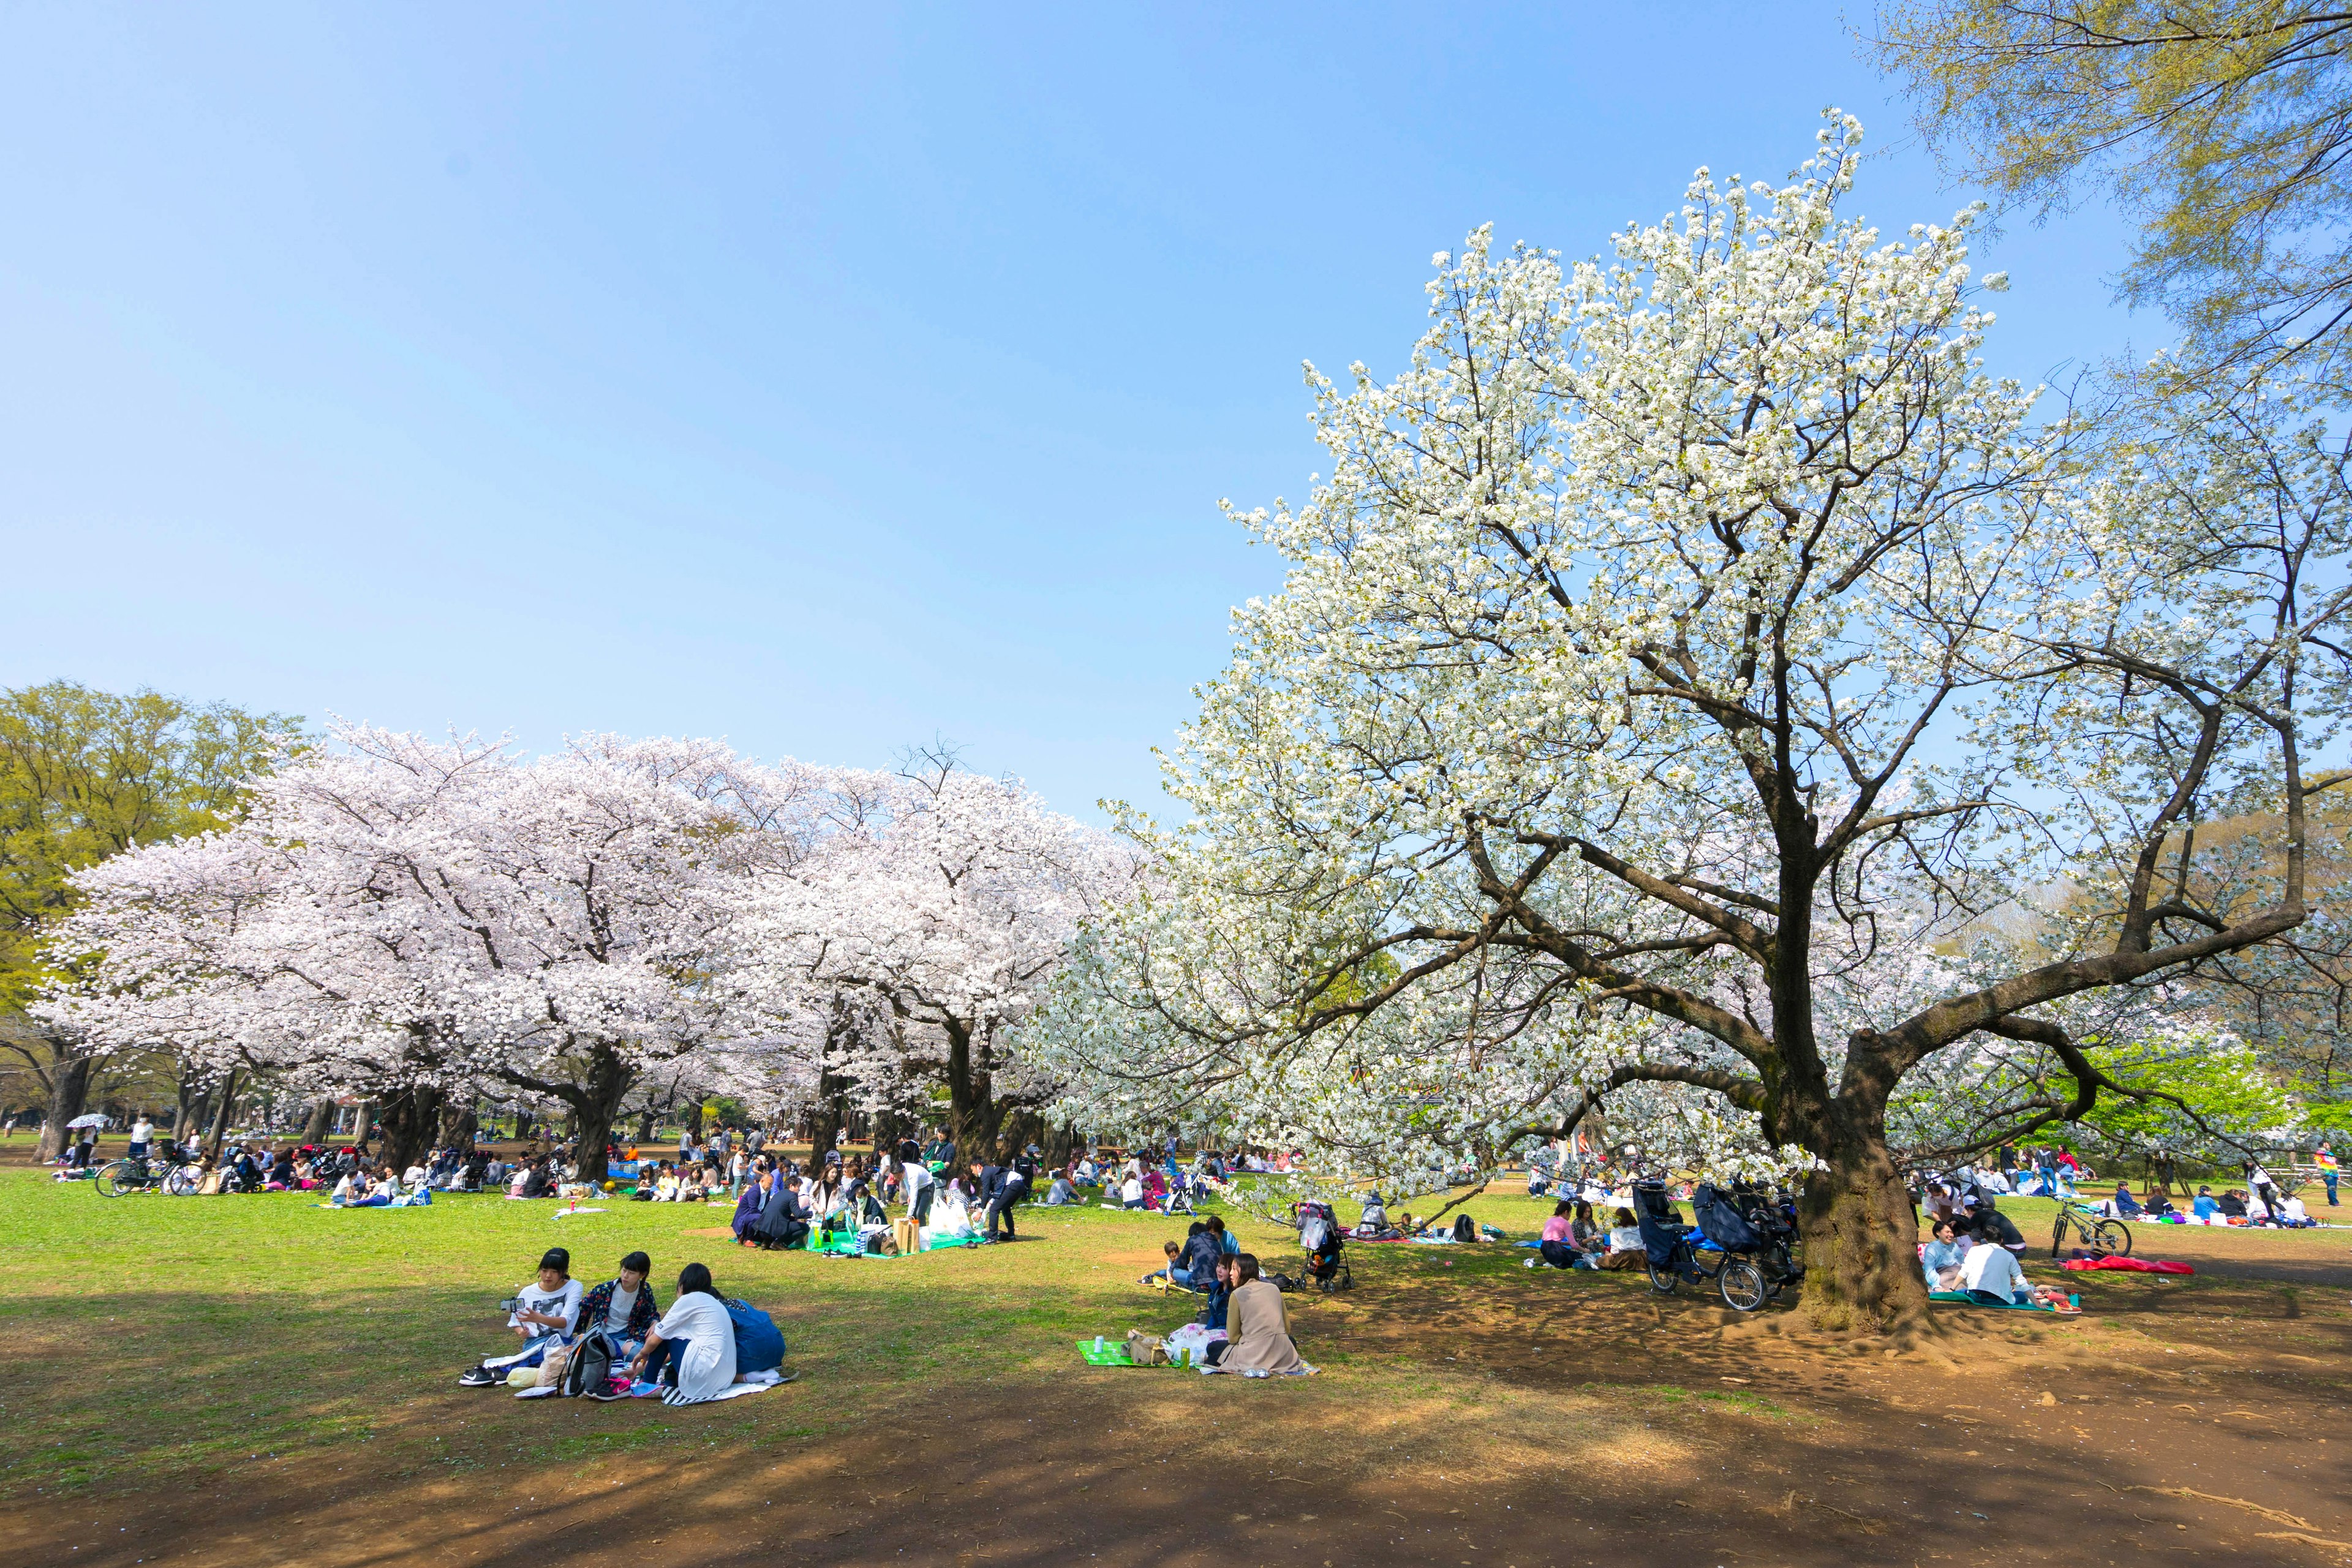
[1959, 1235, 2074, 1311]
[1197, 1257, 1234, 1336]
[579, 1251, 660, 1363]
[459, 1248, 582, 1387]
[1042, 1168, 1080, 1206]
[2191, 1185, 2218, 1222]
[1208, 1254, 1311, 1376]
[2280, 1191, 2313, 1227]
[626, 1262, 737, 1404]
[1598, 1207, 1647, 1270]
[1921, 1218, 1969, 1291]
[1142, 1238, 1185, 1287]
[1528, 1199, 1581, 1269]
[731, 1166, 771, 1237]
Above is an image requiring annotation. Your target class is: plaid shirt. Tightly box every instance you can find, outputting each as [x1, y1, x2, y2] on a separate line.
[576, 1278, 660, 1340]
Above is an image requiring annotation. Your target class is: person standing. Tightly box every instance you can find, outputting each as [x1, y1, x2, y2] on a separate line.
[2317, 1142, 2339, 1207]
[127, 1114, 154, 1163]
[900, 1145, 935, 1224]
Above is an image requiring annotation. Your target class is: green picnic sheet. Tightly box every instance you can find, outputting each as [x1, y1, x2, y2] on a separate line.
[1928, 1290, 2078, 1313]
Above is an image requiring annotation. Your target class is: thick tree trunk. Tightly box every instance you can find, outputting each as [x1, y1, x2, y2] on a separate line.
[995, 1106, 1044, 1164]
[806, 1068, 850, 1164]
[376, 1083, 448, 1172]
[174, 1070, 200, 1142]
[943, 1020, 1003, 1168]
[635, 1106, 658, 1143]
[301, 1098, 335, 1144]
[438, 1101, 478, 1152]
[37, 1048, 92, 1161]
[1045, 1120, 1079, 1169]
[1795, 1131, 1929, 1335]
[516, 1044, 635, 1185]
[205, 1069, 241, 1162]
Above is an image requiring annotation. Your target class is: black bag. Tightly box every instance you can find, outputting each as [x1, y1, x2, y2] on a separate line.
[562, 1332, 615, 1396]
[1450, 1213, 1477, 1243]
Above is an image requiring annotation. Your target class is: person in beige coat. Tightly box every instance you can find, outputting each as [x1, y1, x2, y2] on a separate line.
[1211, 1254, 1313, 1375]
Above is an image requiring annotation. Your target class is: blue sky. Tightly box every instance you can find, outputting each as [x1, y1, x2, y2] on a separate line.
[0, 4, 2147, 821]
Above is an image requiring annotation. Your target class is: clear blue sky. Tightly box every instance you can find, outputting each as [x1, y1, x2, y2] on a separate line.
[0, 4, 2146, 821]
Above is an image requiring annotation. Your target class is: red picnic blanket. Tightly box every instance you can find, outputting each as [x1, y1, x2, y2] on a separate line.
[2060, 1255, 2193, 1275]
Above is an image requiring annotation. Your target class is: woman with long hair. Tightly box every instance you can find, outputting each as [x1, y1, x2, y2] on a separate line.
[627, 1262, 737, 1403]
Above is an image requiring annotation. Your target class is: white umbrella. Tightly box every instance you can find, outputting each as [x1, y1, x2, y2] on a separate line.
[66, 1114, 110, 1129]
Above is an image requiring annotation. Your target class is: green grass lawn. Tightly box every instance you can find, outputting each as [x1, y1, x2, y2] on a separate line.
[12, 1159, 2335, 1513]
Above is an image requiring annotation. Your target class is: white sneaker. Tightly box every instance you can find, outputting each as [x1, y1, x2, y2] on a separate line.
[1523, 1257, 1538, 1268]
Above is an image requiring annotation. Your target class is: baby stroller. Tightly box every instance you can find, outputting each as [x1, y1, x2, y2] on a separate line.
[1692, 1182, 1798, 1312]
[1162, 1169, 1200, 1216]
[1632, 1179, 1711, 1295]
[1295, 1200, 1353, 1292]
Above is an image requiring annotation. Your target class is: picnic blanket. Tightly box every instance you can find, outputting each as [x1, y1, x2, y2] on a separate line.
[1928, 1290, 2079, 1314]
[2060, 1254, 2193, 1275]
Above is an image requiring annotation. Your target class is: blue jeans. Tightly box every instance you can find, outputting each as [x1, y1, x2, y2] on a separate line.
[2327, 1172, 2339, 1205]
[647, 1336, 691, 1387]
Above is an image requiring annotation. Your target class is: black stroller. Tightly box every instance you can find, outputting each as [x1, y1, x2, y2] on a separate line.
[1692, 1182, 1800, 1311]
[1294, 1200, 1353, 1292]
[1632, 1179, 1712, 1295]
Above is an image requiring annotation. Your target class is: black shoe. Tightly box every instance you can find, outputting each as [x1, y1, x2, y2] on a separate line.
[584, 1388, 625, 1401]
[458, 1365, 500, 1388]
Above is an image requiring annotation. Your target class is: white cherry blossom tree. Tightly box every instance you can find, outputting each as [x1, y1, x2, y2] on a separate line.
[1030, 116, 2352, 1333]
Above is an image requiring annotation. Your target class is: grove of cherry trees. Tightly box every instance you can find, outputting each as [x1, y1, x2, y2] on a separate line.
[43, 725, 1142, 1181]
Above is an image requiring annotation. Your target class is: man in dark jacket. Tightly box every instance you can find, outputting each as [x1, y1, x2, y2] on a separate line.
[1178, 1223, 1221, 1291]
[752, 1170, 810, 1250]
[972, 1158, 1023, 1242]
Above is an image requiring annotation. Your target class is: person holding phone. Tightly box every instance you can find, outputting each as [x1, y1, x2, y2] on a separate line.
[458, 1248, 581, 1387]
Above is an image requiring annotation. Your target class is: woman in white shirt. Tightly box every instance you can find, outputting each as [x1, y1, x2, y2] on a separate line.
[630, 1262, 737, 1403]
[1960, 1240, 2075, 1310]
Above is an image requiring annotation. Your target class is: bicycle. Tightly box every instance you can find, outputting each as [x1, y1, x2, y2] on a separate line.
[94, 1152, 203, 1197]
[2050, 1199, 2132, 1259]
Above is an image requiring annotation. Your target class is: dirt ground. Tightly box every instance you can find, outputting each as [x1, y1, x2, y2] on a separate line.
[13, 1218, 2351, 1568]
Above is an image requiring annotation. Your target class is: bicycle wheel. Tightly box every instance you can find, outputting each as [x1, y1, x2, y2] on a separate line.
[162, 1164, 202, 1196]
[2049, 1216, 2070, 1260]
[2093, 1219, 2133, 1257]
[1645, 1257, 1678, 1295]
[1718, 1257, 1769, 1313]
[94, 1159, 134, 1198]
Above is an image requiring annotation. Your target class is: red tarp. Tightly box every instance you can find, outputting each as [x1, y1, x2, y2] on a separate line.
[2059, 1255, 2194, 1275]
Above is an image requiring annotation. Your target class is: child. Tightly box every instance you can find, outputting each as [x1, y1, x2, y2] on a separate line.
[1140, 1240, 1183, 1286]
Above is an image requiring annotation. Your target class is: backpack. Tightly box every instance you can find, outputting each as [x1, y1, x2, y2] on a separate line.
[1450, 1213, 1477, 1243]
[561, 1331, 616, 1396]
[726, 1298, 786, 1373]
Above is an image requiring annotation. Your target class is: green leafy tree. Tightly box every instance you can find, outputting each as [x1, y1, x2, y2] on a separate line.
[0, 681, 293, 1158]
[2069, 1036, 2294, 1163]
[1869, 2, 2352, 386]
